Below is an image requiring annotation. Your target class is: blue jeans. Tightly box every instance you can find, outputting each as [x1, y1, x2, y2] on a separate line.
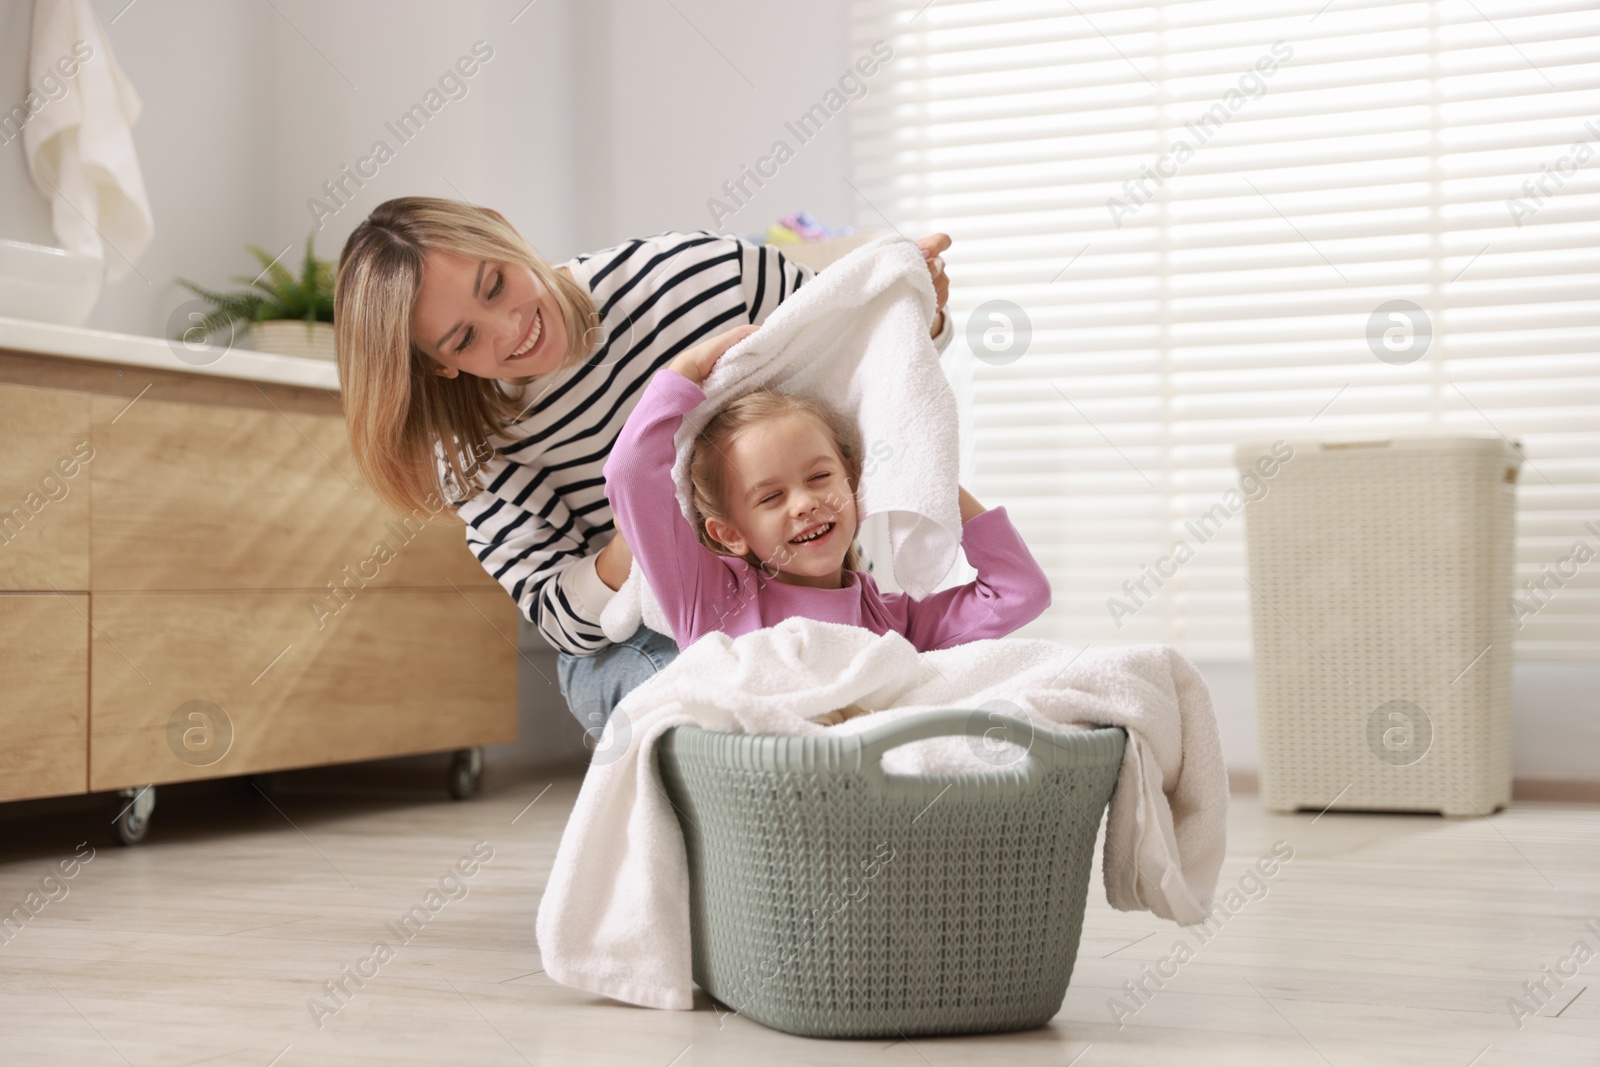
[556, 624, 681, 741]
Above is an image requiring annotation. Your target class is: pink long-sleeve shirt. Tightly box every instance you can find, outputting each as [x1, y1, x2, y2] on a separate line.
[602, 369, 1052, 651]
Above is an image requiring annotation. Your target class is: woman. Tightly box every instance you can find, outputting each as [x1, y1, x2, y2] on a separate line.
[332, 196, 952, 741]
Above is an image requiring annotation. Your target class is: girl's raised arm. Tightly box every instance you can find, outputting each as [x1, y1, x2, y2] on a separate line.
[900, 502, 1051, 652]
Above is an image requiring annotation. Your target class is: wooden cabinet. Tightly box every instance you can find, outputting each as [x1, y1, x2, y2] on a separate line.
[88, 391, 489, 592]
[0, 594, 88, 802]
[88, 589, 516, 790]
[0, 382, 91, 591]
[0, 350, 516, 810]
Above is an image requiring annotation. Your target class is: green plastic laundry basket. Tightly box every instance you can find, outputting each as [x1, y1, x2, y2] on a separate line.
[656, 709, 1126, 1038]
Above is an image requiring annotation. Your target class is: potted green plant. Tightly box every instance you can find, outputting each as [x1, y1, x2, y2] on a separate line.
[175, 234, 336, 361]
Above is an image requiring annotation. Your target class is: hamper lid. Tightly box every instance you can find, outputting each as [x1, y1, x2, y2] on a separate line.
[1233, 433, 1523, 468]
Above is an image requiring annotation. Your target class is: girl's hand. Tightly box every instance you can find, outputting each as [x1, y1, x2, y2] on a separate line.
[957, 485, 987, 523]
[667, 323, 759, 386]
[916, 233, 951, 338]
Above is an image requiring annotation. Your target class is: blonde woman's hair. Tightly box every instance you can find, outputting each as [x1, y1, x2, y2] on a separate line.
[688, 389, 864, 575]
[333, 196, 598, 519]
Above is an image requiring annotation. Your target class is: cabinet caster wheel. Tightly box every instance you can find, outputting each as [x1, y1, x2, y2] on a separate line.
[448, 748, 483, 800]
[112, 786, 156, 846]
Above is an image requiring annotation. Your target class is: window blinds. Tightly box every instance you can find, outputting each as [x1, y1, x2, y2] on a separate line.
[847, 0, 1600, 661]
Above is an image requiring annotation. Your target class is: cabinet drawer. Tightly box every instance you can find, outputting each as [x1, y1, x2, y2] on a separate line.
[0, 384, 91, 590]
[0, 594, 88, 801]
[90, 394, 498, 592]
[89, 588, 518, 791]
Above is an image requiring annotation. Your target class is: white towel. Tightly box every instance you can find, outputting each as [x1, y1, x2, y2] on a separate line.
[599, 235, 960, 643]
[602, 556, 674, 644]
[23, 0, 154, 283]
[536, 618, 1229, 1011]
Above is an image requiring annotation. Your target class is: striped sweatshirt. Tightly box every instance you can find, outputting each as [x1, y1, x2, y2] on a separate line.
[453, 230, 954, 656]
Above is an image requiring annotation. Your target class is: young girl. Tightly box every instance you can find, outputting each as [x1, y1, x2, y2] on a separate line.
[602, 322, 1051, 688]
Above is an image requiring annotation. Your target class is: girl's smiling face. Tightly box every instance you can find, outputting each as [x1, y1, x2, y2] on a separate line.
[702, 412, 859, 589]
[409, 249, 571, 381]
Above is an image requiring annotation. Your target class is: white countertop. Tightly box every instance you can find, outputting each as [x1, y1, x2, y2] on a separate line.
[0, 315, 341, 391]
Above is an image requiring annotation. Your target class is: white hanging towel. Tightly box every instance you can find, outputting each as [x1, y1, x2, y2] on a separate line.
[23, 0, 154, 283]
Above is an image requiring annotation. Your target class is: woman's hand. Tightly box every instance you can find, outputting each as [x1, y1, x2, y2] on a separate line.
[596, 529, 633, 592]
[667, 323, 759, 386]
[916, 233, 951, 339]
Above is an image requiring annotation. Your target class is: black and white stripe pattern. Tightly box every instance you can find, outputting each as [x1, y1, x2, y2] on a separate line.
[453, 231, 814, 655]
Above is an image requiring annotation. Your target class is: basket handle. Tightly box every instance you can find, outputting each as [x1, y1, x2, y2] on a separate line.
[852, 707, 1042, 775]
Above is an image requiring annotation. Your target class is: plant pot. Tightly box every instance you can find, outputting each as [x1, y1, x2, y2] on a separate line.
[245, 320, 336, 362]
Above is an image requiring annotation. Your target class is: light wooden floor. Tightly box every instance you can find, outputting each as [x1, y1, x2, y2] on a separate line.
[1, 761, 1596, 1066]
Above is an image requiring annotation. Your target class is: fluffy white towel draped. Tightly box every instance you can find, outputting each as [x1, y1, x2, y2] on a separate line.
[23, 0, 154, 283]
[600, 234, 960, 643]
[536, 618, 1229, 1011]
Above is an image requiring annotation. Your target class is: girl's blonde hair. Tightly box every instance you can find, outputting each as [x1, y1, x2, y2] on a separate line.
[688, 389, 864, 575]
[333, 196, 598, 518]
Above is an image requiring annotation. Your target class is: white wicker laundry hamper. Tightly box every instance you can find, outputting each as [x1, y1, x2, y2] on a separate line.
[1235, 435, 1522, 817]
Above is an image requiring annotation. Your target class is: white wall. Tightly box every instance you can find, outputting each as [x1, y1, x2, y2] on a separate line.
[572, 0, 860, 249]
[265, 0, 584, 279]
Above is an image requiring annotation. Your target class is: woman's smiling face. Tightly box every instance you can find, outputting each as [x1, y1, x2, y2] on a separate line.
[409, 249, 571, 381]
